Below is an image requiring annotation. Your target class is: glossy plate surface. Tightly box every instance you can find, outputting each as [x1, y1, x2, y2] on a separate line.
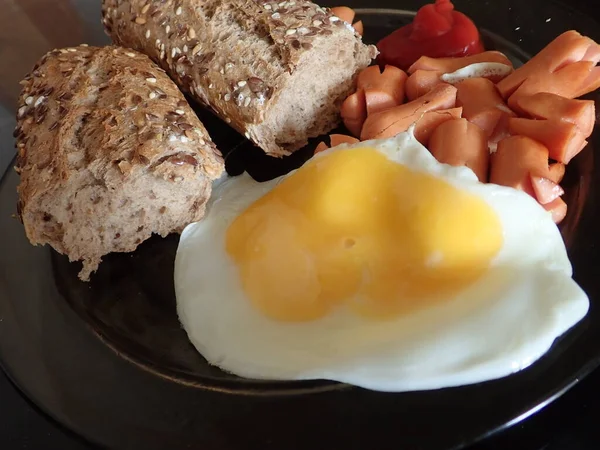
[0, 1, 599, 449]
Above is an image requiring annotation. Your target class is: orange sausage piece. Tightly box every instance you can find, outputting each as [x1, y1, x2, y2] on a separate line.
[314, 134, 360, 154]
[497, 30, 600, 99]
[365, 90, 400, 116]
[488, 113, 512, 153]
[358, 65, 407, 105]
[330, 134, 360, 147]
[530, 176, 565, 205]
[514, 92, 596, 136]
[490, 136, 550, 197]
[583, 39, 600, 62]
[314, 142, 329, 154]
[405, 64, 513, 101]
[341, 65, 409, 135]
[508, 117, 588, 164]
[429, 118, 489, 182]
[341, 89, 367, 137]
[413, 107, 463, 145]
[357, 65, 389, 90]
[548, 163, 566, 184]
[330, 6, 356, 24]
[405, 70, 444, 101]
[330, 7, 363, 35]
[543, 197, 568, 224]
[508, 60, 599, 110]
[456, 78, 515, 138]
[407, 51, 513, 74]
[360, 84, 458, 141]
[573, 65, 600, 98]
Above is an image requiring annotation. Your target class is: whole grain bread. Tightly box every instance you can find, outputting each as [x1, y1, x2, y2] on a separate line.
[102, 0, 377, 156]
[15, 45, 224, 280]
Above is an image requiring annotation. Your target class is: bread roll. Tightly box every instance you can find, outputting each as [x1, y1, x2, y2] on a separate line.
[102, 0, 377, 156]
[14, 45, 224, 280]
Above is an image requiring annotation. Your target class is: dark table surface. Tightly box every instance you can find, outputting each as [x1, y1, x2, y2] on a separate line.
[2, 0, 600, 449]
[2, 364, 600, 450]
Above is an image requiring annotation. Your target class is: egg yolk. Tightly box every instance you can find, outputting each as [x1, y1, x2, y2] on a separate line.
[226, 148, 503, 322]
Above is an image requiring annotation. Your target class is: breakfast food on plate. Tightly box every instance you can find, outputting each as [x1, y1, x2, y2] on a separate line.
[175, 131, 589, 391]
[101, 0, 377, 156]
[336, 29, 599, 224]
[496, 30, 600, 108]
[314, 133, 359, 153]
[428, 118, 488, 182]
[489, 136, 551, 196]
[360, 84, 459, 142]
[514, 93, 595, 136]
[11, 0, 598, 392]
[330, 6, 364, 36]
[489, 136, 568, 223]
[14, 45, 224, 280]
[377, 0, 484, 70]
[507, 117, 588, 164]
[405, 51, 514, 101]
[356, 65, 407, 115]
[340, 65, 408, 135]
[455, 77, 515, 139]
[407, 51, 513, 74]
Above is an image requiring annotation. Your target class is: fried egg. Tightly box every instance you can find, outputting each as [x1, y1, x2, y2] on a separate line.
[174, 131, 589, 392]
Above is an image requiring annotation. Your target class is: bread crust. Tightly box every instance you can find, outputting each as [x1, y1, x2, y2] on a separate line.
[15, 45, 224, 280]
[102, 0, 377, 156]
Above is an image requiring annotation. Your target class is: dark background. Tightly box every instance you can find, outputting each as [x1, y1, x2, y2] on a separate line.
[2, 0, 600, 449]
[3, 366, 600, 450]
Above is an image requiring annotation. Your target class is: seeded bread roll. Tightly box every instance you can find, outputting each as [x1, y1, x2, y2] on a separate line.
[102, 0, 377, 156]
[14, 45, 224, 280]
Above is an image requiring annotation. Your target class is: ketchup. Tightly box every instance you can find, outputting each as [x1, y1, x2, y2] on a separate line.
[377, 0, 484, 71]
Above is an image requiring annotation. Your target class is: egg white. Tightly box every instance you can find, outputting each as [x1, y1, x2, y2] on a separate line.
[174, 131, 589, 392]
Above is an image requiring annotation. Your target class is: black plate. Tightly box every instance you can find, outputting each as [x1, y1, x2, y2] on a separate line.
[1, 1, 599, 449]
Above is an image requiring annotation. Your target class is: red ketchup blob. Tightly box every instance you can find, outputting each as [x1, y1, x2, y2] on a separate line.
[377, 0, 484, 71]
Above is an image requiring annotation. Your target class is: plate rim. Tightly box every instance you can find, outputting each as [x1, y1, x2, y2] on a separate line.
[1, 3, 600, 450]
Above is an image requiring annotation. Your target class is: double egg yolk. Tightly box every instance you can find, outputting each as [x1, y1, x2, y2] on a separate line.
[226, 148, 503, 322]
